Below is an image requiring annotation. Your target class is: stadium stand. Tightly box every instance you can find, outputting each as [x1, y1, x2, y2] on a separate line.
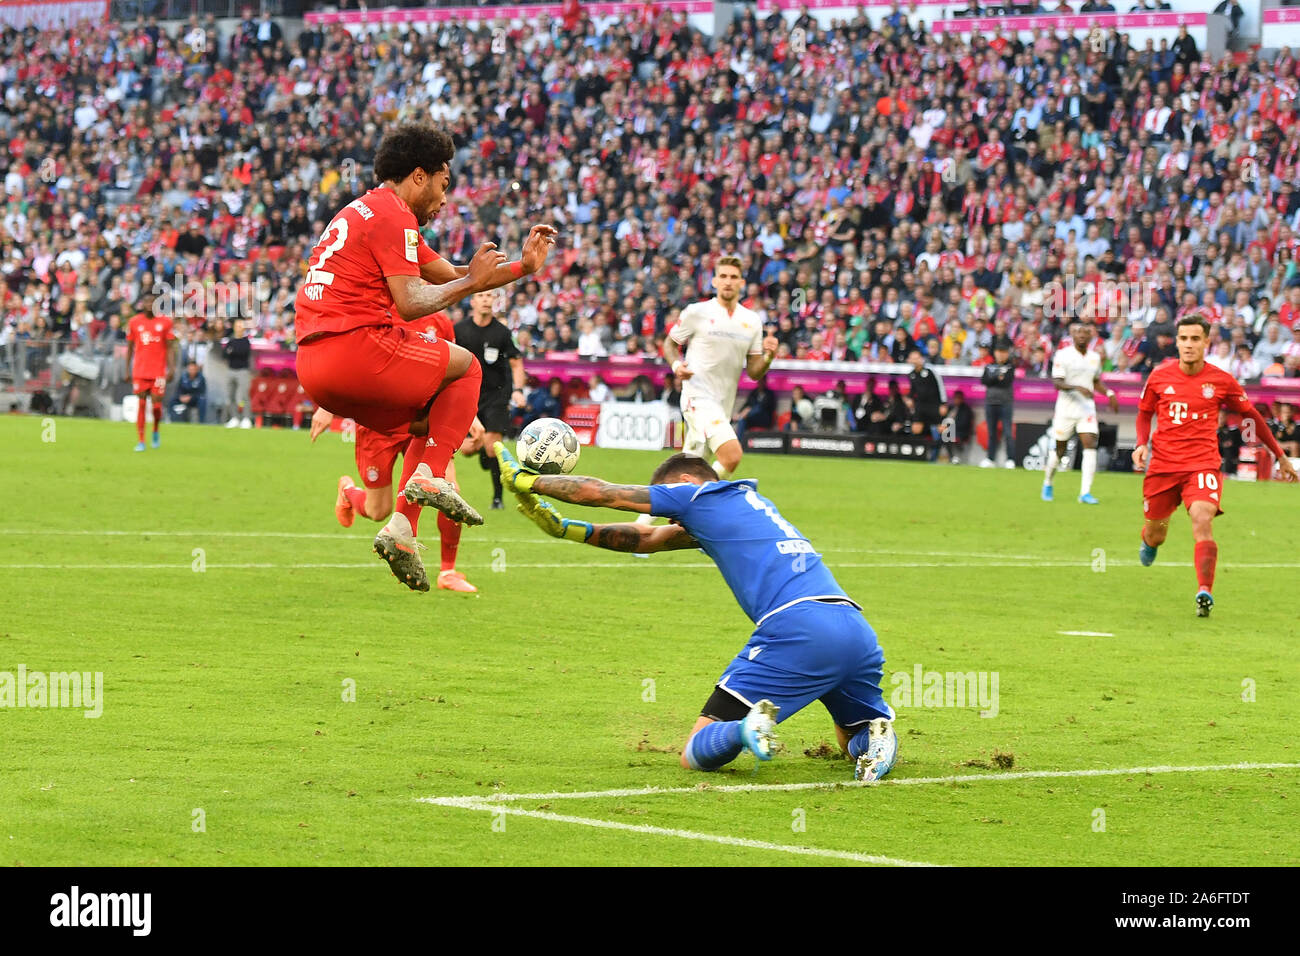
[1, 1, 1298, 449]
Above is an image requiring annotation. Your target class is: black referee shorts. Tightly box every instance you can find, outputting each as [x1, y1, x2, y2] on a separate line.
[477, 398, 513, 434]
[916, 404, 943, 427]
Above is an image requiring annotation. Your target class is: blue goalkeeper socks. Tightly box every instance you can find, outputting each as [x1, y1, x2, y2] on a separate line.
[683, 720, 744, 771]
[846, 726, 874, 760]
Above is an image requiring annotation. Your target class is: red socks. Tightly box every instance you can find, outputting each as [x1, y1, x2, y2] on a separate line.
[1194, 540, 1218, 594]
[394, 436, 425, 535]
[421, 359, 482, 479]
[389, 361, 481, 540]
[136, 398, 147, 441]
[152, 401, 162, 434]
[438, 511, 461, 571]
[344, 484, 369, 520]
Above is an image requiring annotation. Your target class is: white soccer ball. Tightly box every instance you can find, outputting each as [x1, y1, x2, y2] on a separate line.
[516, 417, 581, 475]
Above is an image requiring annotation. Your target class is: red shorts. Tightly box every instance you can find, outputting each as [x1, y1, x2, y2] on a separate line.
[296, 325, 449, 432]
[132, 378, 166, 399]
[355, 425, 411, 489]
[1142, 469, 1225, 522]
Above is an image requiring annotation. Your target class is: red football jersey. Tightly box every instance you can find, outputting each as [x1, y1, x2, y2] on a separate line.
[416, 310, 455, 344]
[1139, 360, 1255, 475]
[126, 313, 176, 379]
[294, 187, 441, 341]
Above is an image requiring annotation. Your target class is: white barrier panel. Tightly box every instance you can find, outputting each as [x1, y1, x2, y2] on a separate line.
[595, 400, 670, 451]
[1263, 9, 1300, 50]
[933, 11, 1208, 47]
[121, 395, 158, 426]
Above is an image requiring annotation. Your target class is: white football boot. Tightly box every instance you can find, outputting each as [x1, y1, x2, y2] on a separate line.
[739, 699, 780, 761]
[854, 718, 899, 783]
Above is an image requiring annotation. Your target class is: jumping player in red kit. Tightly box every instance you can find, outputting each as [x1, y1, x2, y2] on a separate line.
[125, 295, 177, 452]
[310, 312, 482, 593]
[294, 123, 555, 576]
[1134, 314, 1297, 617]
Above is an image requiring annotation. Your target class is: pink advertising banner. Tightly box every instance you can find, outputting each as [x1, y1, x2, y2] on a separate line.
[932, 11, 1207, 34]
[304, 2, 712, 27]
[0, 0, 105, 29]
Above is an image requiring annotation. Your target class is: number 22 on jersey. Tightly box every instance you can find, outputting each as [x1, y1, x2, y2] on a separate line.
[307, 219, 350, 286]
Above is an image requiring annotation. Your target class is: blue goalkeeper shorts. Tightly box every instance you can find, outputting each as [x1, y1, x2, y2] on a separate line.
[714, 599, 894, 729]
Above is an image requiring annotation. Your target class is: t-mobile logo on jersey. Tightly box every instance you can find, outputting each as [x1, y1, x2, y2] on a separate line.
[1168, 402, 1189, 425]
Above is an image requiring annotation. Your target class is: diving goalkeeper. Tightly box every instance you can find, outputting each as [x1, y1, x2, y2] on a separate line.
[495, 442, 898, 782]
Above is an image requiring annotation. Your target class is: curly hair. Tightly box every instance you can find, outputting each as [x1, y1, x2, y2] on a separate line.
[373, 124, 455, 184]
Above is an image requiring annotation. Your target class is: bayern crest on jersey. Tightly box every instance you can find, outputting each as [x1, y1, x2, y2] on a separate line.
[1202, 384, 1216, 399]
[366, 466, 379, 483]
[418, 328, 438, 343]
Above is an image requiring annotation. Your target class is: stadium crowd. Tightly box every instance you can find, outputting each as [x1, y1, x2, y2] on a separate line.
[3, 3, 1300, 426]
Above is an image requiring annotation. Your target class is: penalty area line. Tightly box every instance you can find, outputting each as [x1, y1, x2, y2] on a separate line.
[419, 798, 938, 867]
[424, 761, 1300, 805]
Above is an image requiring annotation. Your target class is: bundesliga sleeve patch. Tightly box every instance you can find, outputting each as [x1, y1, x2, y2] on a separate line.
[404, 229, 419, 263]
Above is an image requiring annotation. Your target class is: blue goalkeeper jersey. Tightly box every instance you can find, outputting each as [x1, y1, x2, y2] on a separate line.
[648, 478, 856, 626]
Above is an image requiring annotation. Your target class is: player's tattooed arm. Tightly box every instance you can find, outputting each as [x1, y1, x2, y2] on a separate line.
[589, 522, 698, 553]
[531, 476, 654, 514]
[388, 273, 477, 319]
[387, 242, 505, 319]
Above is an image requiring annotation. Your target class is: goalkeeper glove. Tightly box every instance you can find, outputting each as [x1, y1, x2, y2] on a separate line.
[515, 491, 593, 543]
[494, 441, 538, 493]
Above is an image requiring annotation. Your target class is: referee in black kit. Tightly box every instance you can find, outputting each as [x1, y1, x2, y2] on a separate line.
[455, 290, 527, 509]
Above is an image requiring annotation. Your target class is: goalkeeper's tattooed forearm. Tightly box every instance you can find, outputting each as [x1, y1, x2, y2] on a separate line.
[590, 525, 644, 552]
[532, 476, 651, 510]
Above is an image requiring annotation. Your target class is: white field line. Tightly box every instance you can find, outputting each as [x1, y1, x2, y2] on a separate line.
[0, 532, 1066, 558]
[1058, 630, 1116, 636]
[0, 531, 1107, 557]
[0, 530, 1289, 567]
[0, 561, 1074, 570]
[419, 761, 1300, 867]
[4, 560, 1298, 571]
[422, 761, 1300, 806]
[420, 799, 938, 867]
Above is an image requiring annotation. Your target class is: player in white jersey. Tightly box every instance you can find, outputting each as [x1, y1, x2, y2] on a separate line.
[662, 256, 778, 478]
[1042, 320, 1119, 504]
[632, 257, 778, 547]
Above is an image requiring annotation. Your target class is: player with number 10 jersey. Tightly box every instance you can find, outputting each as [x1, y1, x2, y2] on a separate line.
[1133, 315, 1296, 617]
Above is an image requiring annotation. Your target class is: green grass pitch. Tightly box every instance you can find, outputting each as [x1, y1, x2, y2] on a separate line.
[2, 414, 1297, 866]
